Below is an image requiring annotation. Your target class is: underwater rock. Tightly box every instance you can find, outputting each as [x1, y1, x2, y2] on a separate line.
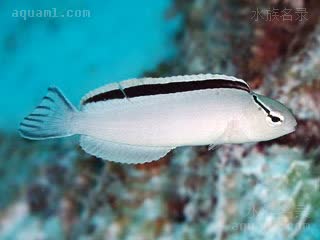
[27, 182, 51, 215]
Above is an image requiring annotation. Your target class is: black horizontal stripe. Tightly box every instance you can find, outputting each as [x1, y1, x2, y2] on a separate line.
[83, 79, 250, 105]
[83, 89, 125, 105]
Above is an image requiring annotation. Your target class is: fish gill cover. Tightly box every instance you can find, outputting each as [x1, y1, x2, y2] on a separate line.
[1, 0, 320, 240]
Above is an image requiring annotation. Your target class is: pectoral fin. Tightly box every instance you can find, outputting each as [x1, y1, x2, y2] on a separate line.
[208, 144, 219, 151]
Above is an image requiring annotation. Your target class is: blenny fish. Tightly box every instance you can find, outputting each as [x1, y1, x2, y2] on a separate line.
[19, 74, 297, 164]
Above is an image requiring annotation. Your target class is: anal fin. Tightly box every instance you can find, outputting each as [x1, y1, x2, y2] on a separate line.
[80, 136, 174, 164]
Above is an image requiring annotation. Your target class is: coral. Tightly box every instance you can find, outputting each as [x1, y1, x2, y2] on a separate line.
[206, 146, 320, 240]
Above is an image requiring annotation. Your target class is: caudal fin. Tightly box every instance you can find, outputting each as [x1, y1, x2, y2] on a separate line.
[19, 87, 78, 140]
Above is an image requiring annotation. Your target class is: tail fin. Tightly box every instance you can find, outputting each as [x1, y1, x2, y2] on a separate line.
[19, 87, 78, 140]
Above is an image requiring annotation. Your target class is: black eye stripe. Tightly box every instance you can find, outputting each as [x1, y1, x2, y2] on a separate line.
[253, 95, 284, 123]
[252, 95, 270, 114]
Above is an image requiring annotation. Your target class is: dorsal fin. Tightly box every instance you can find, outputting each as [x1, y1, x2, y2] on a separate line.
[80, 74, 250, 106]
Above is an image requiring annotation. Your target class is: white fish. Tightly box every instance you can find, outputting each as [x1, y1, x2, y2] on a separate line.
[19, 74, 297, 164]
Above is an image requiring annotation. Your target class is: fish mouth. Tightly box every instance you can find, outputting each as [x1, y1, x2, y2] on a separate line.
[285, 122, 297, 134]
[287, 127, 296, 134]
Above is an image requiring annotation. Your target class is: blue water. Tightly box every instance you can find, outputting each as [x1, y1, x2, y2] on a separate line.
[0, 0, 180, 130]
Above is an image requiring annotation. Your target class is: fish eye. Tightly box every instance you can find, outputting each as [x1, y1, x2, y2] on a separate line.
[266, 111, 284, 126]
[271, 116, 281, 123]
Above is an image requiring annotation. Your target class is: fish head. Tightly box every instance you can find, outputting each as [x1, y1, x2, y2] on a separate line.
[246, 93, 297, 142]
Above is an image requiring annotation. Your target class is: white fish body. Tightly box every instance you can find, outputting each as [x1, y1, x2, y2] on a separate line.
[19, 74, 297, 164]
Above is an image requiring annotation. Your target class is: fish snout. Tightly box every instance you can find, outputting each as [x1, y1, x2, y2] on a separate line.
[285, 117, 297, 134]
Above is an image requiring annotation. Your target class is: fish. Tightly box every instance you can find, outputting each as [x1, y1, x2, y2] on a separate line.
[19, 74, 297, 164]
